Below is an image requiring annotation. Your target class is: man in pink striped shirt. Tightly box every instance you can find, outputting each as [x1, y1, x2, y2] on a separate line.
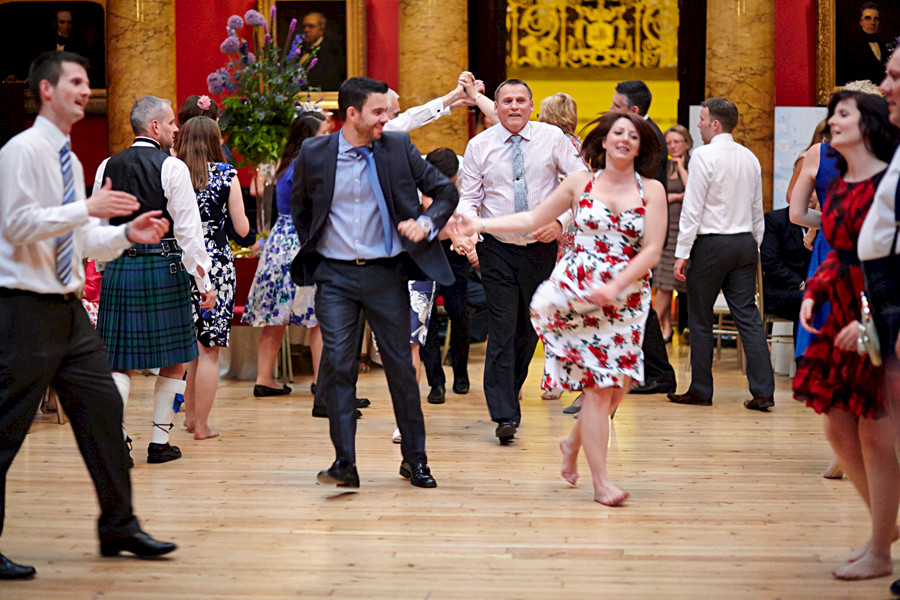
[452, 79, 586, 443]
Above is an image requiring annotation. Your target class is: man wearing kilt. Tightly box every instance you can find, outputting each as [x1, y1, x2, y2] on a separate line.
[0, 51, 177, 580]
[95, 96, 215, 465]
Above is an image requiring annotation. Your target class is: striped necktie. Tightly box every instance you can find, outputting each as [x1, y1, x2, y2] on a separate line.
[56, 142, 75, 284]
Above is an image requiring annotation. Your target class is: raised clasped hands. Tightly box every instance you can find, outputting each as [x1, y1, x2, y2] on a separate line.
[457, 71, 485, 104]
[87, 178, 139, 219]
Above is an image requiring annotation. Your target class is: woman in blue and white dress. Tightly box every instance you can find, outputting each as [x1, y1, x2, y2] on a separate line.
[174, 116, 250, 439]
[242, 112, 329, 396]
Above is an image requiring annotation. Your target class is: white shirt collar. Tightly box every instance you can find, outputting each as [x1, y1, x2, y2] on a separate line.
[33, 115, 70, 152]
[500, 121, 532, 142]
[710, 133, 735, 145]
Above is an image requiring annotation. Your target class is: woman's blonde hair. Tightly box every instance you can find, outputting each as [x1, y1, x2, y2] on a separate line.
[539, 93, 578, 136]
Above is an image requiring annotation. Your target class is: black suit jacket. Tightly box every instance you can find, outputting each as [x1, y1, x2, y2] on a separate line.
[837, 33, 888, 86]
[760, 208, 811, 312]
[290, 131, 459, 287]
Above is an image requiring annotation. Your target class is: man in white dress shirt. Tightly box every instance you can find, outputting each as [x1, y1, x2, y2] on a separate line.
[95, 96, 216, 465]
[668, 97, 775, 410]
[0, 51, 177, 580]
[864, 47, 900, 597]
[453, 78, 587, 442]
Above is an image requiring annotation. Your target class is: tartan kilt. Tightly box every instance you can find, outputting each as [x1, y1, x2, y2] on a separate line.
[97, 252, 199, 370]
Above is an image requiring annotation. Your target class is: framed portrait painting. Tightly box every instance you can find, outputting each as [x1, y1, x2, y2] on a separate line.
[817, 0, 898, 104]
[259, 0, 366, 96]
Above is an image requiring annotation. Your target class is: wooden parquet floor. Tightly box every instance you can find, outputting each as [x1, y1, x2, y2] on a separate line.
[4, 339, 895, 599]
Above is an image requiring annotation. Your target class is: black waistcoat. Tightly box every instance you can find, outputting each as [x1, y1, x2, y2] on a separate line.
[103, 143, 173, 236]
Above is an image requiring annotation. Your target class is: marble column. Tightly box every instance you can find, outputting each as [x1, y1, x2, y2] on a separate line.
[706, 0, 776, 211]
[106, 0, 177, 154]
[398, 0, 468, 155]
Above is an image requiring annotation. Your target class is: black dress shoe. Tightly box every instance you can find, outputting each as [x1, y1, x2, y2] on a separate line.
[253, 384, 291, 397]
[744, 396, 775, 412]
[0, 554, 35, 579]
[147, 442, 182, 464]
[667, 391, 712, 406]
[356, 397, 371, 408]
[399, 461, 437, 488]
[427, 384, 445, 404]
[316, 460, 360, 488]
[629, 379, 677, 395]
[495, 420, 517, 440]
[100, 531, 177, 558]
[311, 405, 362, 419]
[452, 379, 470, 394]
[890, 578, 900, 595]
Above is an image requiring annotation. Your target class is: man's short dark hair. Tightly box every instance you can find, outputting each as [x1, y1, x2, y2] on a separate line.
[425, 147, 459, 179]
[614, 80, 652, 116]
[28, 51, 89, 95]
[701, 97, 739, 132]
[860, 2, 879, 17]
[338, 77, 389, 121]
[494, 78, 533, 102]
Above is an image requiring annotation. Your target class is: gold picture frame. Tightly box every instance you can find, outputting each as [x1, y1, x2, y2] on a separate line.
[815, 0, 835, 106]
[259, 0, 366, 106]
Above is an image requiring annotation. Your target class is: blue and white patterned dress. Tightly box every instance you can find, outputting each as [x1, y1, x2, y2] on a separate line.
[191, 162, 238, 347]
[243, 163, 316, 327]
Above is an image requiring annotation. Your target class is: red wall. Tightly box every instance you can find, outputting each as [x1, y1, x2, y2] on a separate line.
[776, 0, 817, 106]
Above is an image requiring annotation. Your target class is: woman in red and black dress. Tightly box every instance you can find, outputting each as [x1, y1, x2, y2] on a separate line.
[794, 90, 900, 581]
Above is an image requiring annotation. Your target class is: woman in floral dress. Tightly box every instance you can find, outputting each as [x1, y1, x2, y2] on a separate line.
[242, 112, 329, 395]
[173, 116, 250, 439]
[451, 112, 667, 505]
[792, 90, 900, 581]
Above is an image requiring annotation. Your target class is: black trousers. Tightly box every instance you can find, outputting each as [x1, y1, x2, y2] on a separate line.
[421, 243, 471, 388]
[0, 291, 140, 543]
[314, 259, 427, 465]
[478, 236, 557, 425]
[686, 234, 775, 399]
[643, 308, 676, 385]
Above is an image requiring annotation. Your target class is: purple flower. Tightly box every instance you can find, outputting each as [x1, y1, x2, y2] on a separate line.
[270, 6, 276, 20]
[245, 126, 252, 131]
[309, 57, 318, 69]
[246, 52, 256, 65]
[287, 18, 297, 40]
[241, 97, 249, 105]
[220, 36, 240, 53]
[265, 33, 271, 45]
[244, 9, 266, 27]
[207, 72, 227, 94]
[227, 15, 243, 30]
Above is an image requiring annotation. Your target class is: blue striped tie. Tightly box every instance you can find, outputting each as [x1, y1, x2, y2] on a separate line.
[56, 142, 75, 284]
[353, 146, 392, 255]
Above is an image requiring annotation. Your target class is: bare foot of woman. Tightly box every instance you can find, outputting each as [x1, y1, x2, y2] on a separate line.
[560, 438, 579, 485]
[847, 527, 900, 563]
[832, 551, 893, 580]
[184, 419, 195, 433]
[193, 425, 219, 440]
[593, 480, 629, 506]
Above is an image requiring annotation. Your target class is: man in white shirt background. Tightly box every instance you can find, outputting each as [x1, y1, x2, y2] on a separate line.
[669, 97, 775, 411]
[0, 51, 177, 580]
[94, 96, 216, 465]
[453, 78, 587, 443]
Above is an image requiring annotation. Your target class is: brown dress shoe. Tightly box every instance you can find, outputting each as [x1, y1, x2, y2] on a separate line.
[743, 396, 774, 411]
[667, 390, 712, 406]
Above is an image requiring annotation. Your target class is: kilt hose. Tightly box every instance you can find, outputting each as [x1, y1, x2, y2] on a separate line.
[98, 242, 199, 370]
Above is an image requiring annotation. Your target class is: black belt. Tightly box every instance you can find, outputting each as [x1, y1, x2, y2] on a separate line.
[326, 256, 401, 267]
[124, 239, 181, 257]
[836, 249, 860, 266]
[0, 287, 79, 301]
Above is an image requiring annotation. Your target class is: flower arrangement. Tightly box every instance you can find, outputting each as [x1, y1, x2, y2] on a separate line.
[208, 8, 319, 168]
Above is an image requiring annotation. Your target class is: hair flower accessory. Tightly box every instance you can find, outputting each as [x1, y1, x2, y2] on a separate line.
[197, 96, 211, 111]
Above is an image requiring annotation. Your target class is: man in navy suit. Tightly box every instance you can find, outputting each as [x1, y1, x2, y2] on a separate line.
[290, 77, 458, 489]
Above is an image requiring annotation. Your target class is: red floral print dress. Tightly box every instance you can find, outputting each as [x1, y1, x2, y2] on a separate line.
[531, 171, 651, 390]
[792, 172, 885, 417]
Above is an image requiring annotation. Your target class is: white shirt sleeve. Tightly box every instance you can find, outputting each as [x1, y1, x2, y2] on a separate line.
[675, 150, 712, 259]
[457, 140, 485, 219]
[751, 162, 765, 247]
[162, 157, 213, 291]
[383, 98, 449, 133]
